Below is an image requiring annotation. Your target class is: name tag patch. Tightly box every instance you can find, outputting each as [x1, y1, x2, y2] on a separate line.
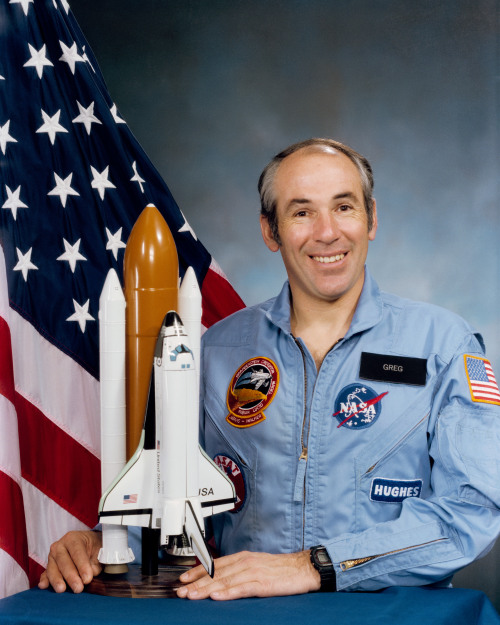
[360, 352, 427, 386]
[370, 478, 423, 503]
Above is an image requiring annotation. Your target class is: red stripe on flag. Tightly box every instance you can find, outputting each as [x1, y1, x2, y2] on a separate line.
[201, 267, 245, 328]
[0, 471, 29, 575]
[15, 393, 100, 528]
[0, 316, 15, 405]
[28, 557, 45, 589]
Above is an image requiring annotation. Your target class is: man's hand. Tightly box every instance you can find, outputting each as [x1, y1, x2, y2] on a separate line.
[38, 530, 103, 593]
[176, 550, 321, 600]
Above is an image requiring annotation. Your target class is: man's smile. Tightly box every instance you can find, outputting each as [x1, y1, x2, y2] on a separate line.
[311, 253, 346, 264]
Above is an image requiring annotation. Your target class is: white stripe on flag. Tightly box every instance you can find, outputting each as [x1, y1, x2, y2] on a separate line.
[0, 550, 29, 598]
[0, 394, 21, 483]
[10, 309, 100, 458]
[22, 479, 89, 570]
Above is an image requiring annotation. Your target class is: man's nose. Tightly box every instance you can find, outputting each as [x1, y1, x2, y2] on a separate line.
[313, 211, 339, 242]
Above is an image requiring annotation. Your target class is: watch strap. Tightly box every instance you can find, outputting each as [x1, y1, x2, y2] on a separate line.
[309, 545, 337, 592]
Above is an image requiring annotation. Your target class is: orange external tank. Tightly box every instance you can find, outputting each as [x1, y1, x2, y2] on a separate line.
[123, 204, 179, 459]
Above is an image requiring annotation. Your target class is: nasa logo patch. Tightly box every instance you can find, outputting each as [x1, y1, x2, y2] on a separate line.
[226, 357, 279, 428]
[213, 453, 246, 513]
[333, 384, 387, 429]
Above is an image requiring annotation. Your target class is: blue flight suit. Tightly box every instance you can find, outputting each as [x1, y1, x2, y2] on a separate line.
[200, 269, 500, 591]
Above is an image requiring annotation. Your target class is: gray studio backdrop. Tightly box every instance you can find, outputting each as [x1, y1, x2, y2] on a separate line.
[70, 0, 499, 608]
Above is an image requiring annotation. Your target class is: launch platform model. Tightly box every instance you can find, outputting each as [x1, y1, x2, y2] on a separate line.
[87, 205, 236, 597]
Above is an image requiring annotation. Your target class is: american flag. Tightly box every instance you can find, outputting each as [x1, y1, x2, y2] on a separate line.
[465, 356, 500, 405]
[0, 0, 244, 598]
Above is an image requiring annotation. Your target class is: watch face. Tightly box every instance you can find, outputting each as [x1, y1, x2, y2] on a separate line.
[316, 549, 331, 566]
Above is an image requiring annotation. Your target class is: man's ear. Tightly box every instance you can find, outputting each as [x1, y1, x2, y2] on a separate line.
[368, 199, 378, 241]
[260, 214, 280, 252]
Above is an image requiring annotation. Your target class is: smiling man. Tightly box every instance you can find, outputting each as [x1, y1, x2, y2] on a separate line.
[259, 143, 377, 369]
[40, 139, 500, 600]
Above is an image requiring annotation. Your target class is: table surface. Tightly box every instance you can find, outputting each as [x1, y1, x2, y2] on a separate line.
[0, 586, 499, 625]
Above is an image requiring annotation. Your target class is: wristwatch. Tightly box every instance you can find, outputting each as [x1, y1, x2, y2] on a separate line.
[309, 545, 337, 592]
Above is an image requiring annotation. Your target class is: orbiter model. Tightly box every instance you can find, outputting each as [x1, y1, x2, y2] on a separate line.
[96, 205, 236, 578]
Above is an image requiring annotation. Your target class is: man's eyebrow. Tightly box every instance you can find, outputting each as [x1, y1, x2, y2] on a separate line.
[284, 191, 359, 211]
[332, 192, 358, 201]
[281, 198, 311, 215]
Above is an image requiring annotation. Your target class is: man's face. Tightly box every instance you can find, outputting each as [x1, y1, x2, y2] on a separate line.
[260, 148, 377, 309]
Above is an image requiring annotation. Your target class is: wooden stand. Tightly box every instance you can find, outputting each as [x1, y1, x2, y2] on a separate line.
[85, 561, 194, 598]
[86, 528, 199, 597]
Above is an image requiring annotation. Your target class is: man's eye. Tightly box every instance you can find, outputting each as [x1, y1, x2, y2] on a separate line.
[338, 204, 351, 212]
[295, 210, 308, 217]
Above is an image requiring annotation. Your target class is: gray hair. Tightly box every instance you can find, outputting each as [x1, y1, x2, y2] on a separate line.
[258, 138, 375, 244]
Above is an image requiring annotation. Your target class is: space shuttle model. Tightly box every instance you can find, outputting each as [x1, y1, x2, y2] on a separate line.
[97, 205, 236, 577]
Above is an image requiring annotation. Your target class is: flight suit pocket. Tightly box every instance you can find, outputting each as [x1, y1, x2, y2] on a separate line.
[203, 390, 258, 553]
[450, 407, 500, 510]
[354, 392, 432, 530]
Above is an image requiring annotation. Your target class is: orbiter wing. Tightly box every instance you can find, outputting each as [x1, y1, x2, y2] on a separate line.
[198, 446, 236, 517]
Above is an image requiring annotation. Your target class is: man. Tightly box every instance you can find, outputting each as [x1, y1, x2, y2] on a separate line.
[39, 138, 500, 600]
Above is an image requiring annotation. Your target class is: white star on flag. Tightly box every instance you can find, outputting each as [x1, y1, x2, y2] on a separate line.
[90, 165, 116, 200]
[9, 0, 33, 16]
[72, 101, 102, 135]
[110, 104, 126, 124]
[23, 44, 54, 79]
[57, 239, 87, 273]
[131, 161, 145, 193]
[0, 120, 17, 155]
[81, 46, 95, 73]
[66, 299, 94, 333]
[13, 247, 38, 281]
[59, 41, 85, 74]
[178, 211, 198, 240]
[36, 109, 68, 145]
[2, 185, 28, 220]
[105, 227, 127, 260]
[53, 0, 70, 13]
[48, 172, 80, 207]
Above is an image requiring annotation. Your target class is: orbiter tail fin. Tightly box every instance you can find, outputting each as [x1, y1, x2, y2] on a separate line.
[184, 500, 214, 577]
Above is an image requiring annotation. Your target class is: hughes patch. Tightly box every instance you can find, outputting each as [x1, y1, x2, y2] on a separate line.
[370, 478, 423, 503]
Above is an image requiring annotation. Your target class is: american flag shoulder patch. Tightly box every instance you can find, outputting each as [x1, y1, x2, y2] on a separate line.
[464, 355, 500, 405]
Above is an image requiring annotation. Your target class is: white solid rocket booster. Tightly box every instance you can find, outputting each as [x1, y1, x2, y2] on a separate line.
[178, 266, 202, 389]
[98, 269, 134, 571]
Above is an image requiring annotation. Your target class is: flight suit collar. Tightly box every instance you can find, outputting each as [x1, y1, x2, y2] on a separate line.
[265, 266, 383, 338]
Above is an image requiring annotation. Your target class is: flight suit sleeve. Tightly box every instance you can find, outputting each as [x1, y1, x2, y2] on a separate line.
[324, 335, 500, 591]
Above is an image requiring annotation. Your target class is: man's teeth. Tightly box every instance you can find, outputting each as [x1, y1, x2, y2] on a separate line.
[312, 254, 345, 264]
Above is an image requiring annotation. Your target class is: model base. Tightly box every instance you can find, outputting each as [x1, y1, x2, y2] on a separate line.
[84, 562, 194, 598]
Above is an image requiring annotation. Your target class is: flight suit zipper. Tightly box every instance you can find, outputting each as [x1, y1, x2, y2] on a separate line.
[364, 414, 429, 474]
[339, 538, 447, 571]
[293, 337, 343, 549]
[292, 340, 309, 550]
